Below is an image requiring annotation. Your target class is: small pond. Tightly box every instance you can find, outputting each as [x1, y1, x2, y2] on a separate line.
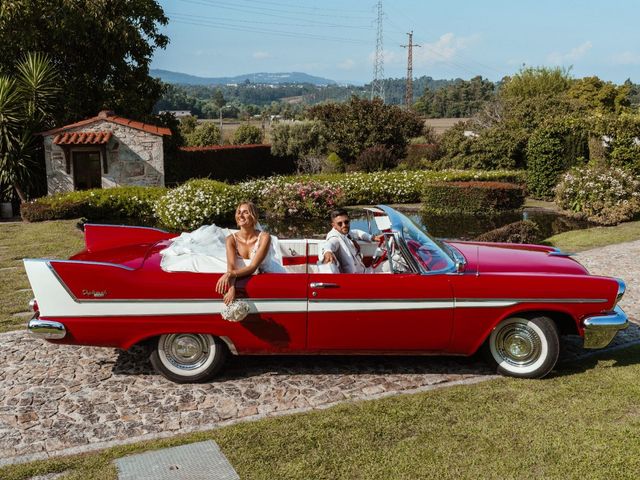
[258, 206, 593, 241]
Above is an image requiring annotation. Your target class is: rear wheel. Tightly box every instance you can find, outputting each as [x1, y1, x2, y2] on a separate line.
[150, 333, 227, 383]
[484, 316, 559, 379]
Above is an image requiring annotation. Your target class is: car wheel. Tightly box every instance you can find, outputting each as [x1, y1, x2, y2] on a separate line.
[150, 333, 227, 383]
[485, 316, 559, 379]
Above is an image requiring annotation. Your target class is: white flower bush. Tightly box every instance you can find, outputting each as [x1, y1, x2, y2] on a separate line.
[154, 179, 241, 231]
[555, 165, 640, 225]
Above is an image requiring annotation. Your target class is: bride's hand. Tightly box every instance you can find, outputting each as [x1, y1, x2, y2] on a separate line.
[215, 272, 232, 295]
[223, 286, 236, 305]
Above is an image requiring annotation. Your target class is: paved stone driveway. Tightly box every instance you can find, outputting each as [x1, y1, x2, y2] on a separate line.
[1, 240, 639, 466]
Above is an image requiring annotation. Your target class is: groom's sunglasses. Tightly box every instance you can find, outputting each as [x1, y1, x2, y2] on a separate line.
[335, 220, 350, 226]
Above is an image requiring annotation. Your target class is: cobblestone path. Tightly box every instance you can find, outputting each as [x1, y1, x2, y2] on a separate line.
[1, 240, 638, 465]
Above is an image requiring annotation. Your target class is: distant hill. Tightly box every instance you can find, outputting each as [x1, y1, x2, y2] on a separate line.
[151, 69, 337, 86]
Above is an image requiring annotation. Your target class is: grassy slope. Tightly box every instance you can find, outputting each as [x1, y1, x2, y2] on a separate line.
[545, 220, 640, 252]
[2, 347, 640, 479]
[0, 220, 83, 332]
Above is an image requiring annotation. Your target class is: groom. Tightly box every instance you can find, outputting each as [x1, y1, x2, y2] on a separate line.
[320, 209, 382, 274]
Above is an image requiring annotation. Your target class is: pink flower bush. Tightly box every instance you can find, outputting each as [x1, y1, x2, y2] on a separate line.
[259, 180, 344, 218]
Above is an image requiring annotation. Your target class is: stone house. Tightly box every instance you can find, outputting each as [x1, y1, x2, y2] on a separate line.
[39, 110, 172, 195]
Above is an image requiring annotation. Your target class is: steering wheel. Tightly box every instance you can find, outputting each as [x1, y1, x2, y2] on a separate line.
[370, 235, 388, 270]
[406, 239, 432, 270]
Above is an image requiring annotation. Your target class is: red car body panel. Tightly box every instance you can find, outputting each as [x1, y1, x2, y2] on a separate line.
[24, 212, 625, 362]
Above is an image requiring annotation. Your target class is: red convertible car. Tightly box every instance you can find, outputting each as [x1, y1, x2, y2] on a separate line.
[24, 206, 627, 383]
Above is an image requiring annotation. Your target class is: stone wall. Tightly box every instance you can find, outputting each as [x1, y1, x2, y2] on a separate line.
[43, 120, 165, 195]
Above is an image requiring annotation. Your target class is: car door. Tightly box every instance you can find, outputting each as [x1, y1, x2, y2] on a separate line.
[306, 272, 454, 352]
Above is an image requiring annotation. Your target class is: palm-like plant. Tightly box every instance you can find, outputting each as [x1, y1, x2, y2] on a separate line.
[0, 52, 59, 202]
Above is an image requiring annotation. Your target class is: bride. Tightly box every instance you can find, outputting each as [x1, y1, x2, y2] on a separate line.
[215, 201, 272, 304]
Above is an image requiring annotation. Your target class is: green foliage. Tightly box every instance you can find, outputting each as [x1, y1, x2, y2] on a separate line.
[400, 143, 442, 170]
[0, 52, 58, 202]
[421, 181, 525, 214]
[232, 124, 264, 145]
[526, 119, 589, 199]
[475, 220, 542, 244]
[499, 66, 572, 101]
[308, 96, 424, 164]
[555, 164, 640, 225]
[566, 77, 630, 114]
[324, 152, 344, 173]
[179, 115, 198, 136]
[270, 121, 328, 159]
[185, 122, 221, 147]
[0, 0, 168, 124]
[354, 145, 396, 172]
[154, 179, 241, 230]
[588, 113, 640, 174]
[20, 187, 166, 223]
[415, 76, 495, 118]
[438, 121, 527, 170]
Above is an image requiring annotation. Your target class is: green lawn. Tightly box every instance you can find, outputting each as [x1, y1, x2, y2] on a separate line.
[2, 346, 640, 480]
[545, 219, 640, 252]
[0, 219, 83, 332]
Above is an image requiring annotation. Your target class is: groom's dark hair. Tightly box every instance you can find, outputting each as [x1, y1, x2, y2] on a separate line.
[330, 209, 349, 220]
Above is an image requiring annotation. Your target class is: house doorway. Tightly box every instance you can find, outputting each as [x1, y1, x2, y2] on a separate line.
[72, 151, 102, 190]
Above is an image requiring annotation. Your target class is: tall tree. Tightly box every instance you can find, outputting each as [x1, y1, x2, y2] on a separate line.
[0, 52, 59, 202]
[0, 0, 168, 124]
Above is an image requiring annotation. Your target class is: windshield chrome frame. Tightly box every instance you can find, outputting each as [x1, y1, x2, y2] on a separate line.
[378, 205, 457, 275]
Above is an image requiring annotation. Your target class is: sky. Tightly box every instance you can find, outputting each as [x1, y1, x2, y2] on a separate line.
[152, 0, 640, 85]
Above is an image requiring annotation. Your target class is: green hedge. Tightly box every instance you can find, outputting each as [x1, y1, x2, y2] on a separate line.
[474, 220, 542, 244]
[421, 181, 525, 214]
[21, 187, 166, 224]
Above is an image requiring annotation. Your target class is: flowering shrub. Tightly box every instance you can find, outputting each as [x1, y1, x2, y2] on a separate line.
[21, 187, 166, 223]
[154, 179, 241, 231]
[258, 180, 344, 218]
[555, 165, 640, 225]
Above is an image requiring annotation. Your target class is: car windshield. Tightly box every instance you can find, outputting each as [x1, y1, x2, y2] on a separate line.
[378, 205, 455, 273]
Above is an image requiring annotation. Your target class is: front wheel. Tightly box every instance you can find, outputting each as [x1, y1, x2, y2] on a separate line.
[484, 316, 559, 379]
[150, 333, 227, 383]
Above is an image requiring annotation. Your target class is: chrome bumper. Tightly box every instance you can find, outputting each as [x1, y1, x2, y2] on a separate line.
[583, 306, 628, 349]
[28, 317, 66, 340]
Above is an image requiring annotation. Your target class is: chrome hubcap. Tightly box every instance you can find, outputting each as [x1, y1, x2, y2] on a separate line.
[495, 322, 541, 367]
[162, 334, 211, 371]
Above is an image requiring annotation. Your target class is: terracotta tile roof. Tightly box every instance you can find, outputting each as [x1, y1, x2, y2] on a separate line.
[39, 110, 172, 137]
[53, 131, 112, 145]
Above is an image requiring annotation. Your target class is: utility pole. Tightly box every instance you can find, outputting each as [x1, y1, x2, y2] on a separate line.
[370, 0, 384, 101]
[401, 31, 420, 108]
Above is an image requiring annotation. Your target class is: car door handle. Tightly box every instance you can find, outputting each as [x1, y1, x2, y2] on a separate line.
[310, 282, 339, 289]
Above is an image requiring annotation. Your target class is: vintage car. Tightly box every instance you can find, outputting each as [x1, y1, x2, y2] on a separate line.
[24, 205, 628, 383]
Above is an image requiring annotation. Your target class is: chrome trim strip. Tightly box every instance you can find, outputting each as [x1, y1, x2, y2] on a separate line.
[615, 278, 626, 305]
[455, 297, 608, 305]
[583, 305, 628, 349]
[219, 336, 238, 355]
[28, 317, 66, 340]
[46, 262, 81, 302]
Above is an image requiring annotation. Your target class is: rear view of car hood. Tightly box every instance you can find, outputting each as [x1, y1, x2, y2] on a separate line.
[449, 241, 589, 275]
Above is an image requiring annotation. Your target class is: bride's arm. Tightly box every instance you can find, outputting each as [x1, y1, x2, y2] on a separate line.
[215, 235, 237, 295]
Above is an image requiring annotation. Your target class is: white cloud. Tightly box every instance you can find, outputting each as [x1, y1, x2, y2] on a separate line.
[338, 58, 356, 70]
[252, 51, 271, 60]
[547, 41, 592, 64]
[412, 32, 480, 66]
[611, 51, 640, 65]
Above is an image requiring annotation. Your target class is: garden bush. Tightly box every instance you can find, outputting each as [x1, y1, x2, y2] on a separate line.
[526, 119, 588, 199]
[185, 122, 221, 147]
[232, 124, 264, 145]
[257, 180, 344, 218]
[21, 187, 166, 223]
[354, 145, 397, 172]
[474, 220, 542, 244]
[555, 164, 640, 225]
[421, 181, 525, 214]
[400, 143, 442, 169]
[154, 179, 241, 231]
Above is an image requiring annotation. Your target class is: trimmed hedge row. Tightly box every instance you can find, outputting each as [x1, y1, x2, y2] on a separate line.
[20, 187, 166, 223]
[474, 220, 542, 244]
[421, 181, 525, 214]
[168, 144, 296, 184]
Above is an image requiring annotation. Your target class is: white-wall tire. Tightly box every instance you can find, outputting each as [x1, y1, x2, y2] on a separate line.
[485, 316, 559, 379]
[150, 333, 227, 383]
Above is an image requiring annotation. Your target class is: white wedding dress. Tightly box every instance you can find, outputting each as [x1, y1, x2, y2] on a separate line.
[160, 225, 285, 273]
